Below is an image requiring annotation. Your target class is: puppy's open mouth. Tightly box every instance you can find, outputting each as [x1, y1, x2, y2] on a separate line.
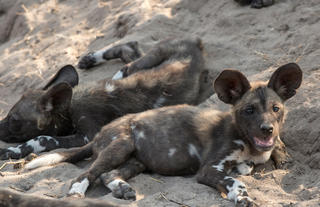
[253, 136, 274, 148]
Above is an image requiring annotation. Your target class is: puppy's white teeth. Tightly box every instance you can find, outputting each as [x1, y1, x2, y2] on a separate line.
[254, 137, 273, 147]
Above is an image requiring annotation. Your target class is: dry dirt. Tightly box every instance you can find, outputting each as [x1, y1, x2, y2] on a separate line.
[0, 0, 319, 206]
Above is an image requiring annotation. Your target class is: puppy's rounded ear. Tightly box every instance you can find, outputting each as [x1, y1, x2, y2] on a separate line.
[268, 63, 302, 101]
[42, 65, 79, 90]
[214, 69, 251, 105]
[39, 82, 73, 113]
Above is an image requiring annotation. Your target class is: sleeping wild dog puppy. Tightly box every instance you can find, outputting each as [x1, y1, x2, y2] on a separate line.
[0, 37, 211, 160]
[25, 63, 302, 205]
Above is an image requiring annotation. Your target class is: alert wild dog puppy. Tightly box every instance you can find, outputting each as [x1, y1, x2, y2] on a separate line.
[25, 63, 302, 205]
[0, 37, 211, 160]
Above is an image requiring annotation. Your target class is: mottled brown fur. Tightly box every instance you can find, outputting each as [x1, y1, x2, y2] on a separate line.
[27, 63, 302, 206]
[0, 37, 211, 160]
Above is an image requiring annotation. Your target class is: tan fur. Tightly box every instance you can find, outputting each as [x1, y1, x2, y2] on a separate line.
[115, 59, 190, 90]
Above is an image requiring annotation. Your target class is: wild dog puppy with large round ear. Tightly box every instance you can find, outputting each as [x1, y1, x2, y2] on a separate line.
[0, 37, 210, 160]
[24, 63, 302, 205]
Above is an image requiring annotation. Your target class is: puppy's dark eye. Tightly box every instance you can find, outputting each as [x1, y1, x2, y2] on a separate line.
[245, 106, 254, 115]
[273, 105, 280, 112]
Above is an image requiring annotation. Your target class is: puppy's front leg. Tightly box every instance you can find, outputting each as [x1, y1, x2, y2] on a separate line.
[271, 137, 289, 169]
[197, 163, 257, 207]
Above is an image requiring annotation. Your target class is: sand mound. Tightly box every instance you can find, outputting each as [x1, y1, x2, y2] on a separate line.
[0, 0, 319, 206]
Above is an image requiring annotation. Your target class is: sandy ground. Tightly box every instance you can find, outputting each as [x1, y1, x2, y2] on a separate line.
[0, 0, 320, 206]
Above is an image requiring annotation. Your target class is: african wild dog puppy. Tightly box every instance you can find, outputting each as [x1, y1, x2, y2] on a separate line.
[234, 0, 274, 8]
[0, 37, 211, 160]
[24, 63, 302, 205]
[77, 38, 207, 82]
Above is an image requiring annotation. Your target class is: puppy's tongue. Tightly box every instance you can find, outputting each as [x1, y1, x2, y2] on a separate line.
[254, 137, 274, 147]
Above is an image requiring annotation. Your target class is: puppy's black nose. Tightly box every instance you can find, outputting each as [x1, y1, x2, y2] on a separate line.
[260, 123, 273, 135]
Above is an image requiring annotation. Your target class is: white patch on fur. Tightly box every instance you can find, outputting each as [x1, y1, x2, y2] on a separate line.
[188, 144, 201, 160]
[212, 152, 239, 172]
[153, 96, 166, 108]
[252, 150, 272, 164]
[68, 178, 90, 196]
[112, 136, 118, 141]
[26, 139, 46, 153]
[25, 153, 64, 170]
[92, 50, 105, 64]
[78, 116, 86, 122]
[112, 70, 124, 80]
[7, 146, 21, 154]
[233, 140, 245, 147]
[44, 102, 53, 112]
[168, 148, 176, 157]
[133, 129, 145, 150]
[224, 176, 251, 204]
[7, 135, 58, 156]
[212, 143, 272, 172]
[42, 136, 59, 146]
[237, 162, 253, 175]
[106, 178, 128, 191]
[105, 82, 116, 92]
[24, 136, 59, 154]
[83, 136, 89, 144]
[136, 131, 145, 140]
[177, 44, 187, 53]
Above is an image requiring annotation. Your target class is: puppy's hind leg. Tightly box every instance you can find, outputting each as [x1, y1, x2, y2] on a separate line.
[120, 37, 203, 78]
[68, 136, 135, 197]
[78, 41, 141, 69]
[100, 158, 146, 200]
[112, 50, 165, 80]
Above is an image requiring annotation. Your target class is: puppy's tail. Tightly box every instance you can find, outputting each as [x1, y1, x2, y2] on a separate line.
[25, 142, 93, 170]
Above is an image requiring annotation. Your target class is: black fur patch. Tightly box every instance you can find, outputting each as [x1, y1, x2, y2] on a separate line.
[255, 87, 267, 110]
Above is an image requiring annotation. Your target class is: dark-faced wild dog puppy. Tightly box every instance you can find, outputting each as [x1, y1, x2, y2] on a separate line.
[25, 63, 302, 205]
[0, 37, 210, 160]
